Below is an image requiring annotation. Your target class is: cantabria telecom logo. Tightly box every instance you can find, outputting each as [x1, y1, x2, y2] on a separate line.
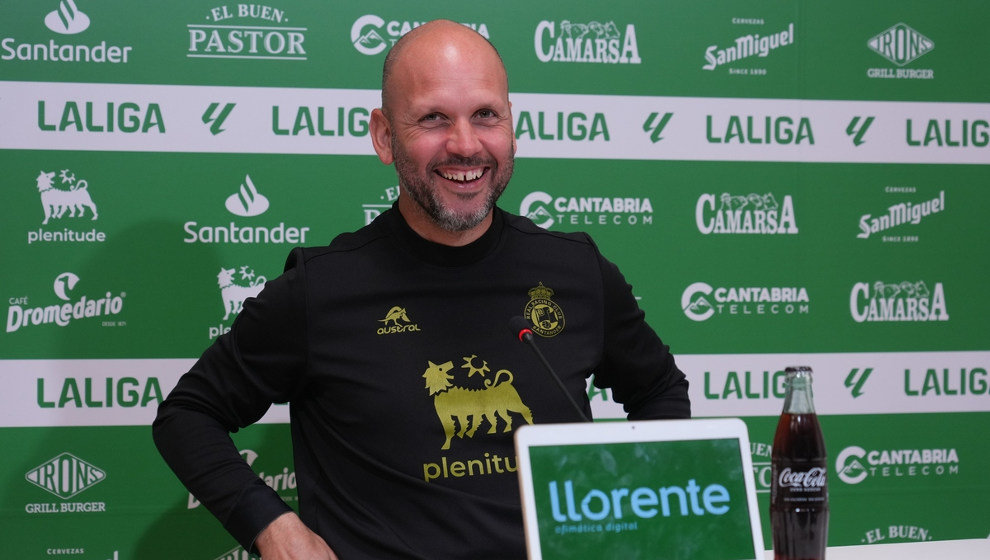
[520, 191, 653, 229]
[867, 23, 934, 80]
[857, 190, 944, 242]
[849, 281, 949, 323]
[7, 273, 126, 333]
[2, 0, 133, 64]
[534, 20, 641, 64]
[351, 16, 490, 55]
[28, 168, 107, 245]
[702, 22, 795, 73]
[188, 4, 307, 60]
[836, 445, 958, 485]
[696, 192, 798, 235]
[682, 282, 810, 322]
[183, 174, 310, 244]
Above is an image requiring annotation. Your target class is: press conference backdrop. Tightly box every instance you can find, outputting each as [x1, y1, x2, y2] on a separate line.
[1, 0, 988, 558]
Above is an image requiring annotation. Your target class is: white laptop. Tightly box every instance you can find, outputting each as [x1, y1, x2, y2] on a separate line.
[514, 418, 766, 560]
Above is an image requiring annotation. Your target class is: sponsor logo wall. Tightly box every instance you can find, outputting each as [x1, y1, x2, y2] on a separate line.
[2, 0, 988, 557]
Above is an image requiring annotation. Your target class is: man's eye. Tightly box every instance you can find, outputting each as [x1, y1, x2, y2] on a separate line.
[421, 113, 443, 123]
[476, 109, 496, 119]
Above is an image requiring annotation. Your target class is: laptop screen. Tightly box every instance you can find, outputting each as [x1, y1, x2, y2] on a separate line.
[515, 418, 765, 560]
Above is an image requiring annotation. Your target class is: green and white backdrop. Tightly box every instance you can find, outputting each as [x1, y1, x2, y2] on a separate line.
[2, 1, 988, 558]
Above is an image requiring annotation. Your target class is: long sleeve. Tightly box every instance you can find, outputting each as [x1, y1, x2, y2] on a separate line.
[152, 250, 309, 550]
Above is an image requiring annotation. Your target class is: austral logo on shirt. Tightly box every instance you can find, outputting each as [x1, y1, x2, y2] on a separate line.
[524, 283, 565, 337]
[534, 20, 641, 64]
[377, 306, 421, 335]
[187, 4, 307, 61]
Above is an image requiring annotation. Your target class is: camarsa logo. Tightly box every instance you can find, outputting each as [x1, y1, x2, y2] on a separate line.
[682, 282, 809, 322]
[696, 192, 797, 235]
[351, 15, 490, 56]
[520, 191, 653, 229]
[187, 4, 307, 61]
[6, 272, 125, 333]
[849, 281, 949, 323]
[534, 20, 641, 64]
[836, 445, 958, 485]
[702, 22, 795, 72]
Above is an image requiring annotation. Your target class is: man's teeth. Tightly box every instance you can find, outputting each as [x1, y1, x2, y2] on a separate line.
[440, 169, 483, 182]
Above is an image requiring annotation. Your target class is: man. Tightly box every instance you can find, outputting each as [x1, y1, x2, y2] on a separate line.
[153, 19, 689, 560]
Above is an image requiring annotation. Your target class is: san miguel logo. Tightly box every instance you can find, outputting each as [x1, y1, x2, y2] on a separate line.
[696, 192, 798, 235]
[702, 22, 795, 72]
[29, 168, 107, 245]
[422, 355, 533, 451]
[2, 0, 134, 64]
[866, 23, 934, 80]
[187, 4, 307, 60]
[534, 20, 641, 64]
[524, 283, 565, 337]
[849, 281, 949, 323]
[857, 190, 944, 241]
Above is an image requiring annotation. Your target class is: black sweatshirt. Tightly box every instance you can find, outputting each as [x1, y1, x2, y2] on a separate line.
[153, 205, 690, 559]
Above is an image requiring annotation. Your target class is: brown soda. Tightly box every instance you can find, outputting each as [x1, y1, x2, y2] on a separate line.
[771, 367, 828, 560]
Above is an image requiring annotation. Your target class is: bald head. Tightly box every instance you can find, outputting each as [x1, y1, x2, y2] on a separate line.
[381, 19, 508, 117]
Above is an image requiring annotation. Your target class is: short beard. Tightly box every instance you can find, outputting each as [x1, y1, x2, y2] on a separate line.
[393, 141, 513, 232]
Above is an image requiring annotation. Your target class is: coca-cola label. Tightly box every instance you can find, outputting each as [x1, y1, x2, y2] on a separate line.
[778, 466, 827, 489]
[772, 463, 828, 505]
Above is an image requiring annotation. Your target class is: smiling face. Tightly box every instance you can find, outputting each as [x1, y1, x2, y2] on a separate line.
[370, 20, 516, 246]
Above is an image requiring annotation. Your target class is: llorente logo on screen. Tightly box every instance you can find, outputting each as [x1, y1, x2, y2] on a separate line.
[547, 478, 730, 523]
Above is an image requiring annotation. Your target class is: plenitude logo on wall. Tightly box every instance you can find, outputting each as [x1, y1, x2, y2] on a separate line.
[519, 191, 653, 229]
[849, 281, 949, 323]
[351, 15, 490, 56]
[209, 265, 268, 340]
[696, 192, 798, 234]
[28, 168, 106, 244]
[866, 23, 934, 80]
[1, 0, 133, 64]
[187, 4, 307, 61]
[702, 19, 795, 74]
[6, 272, 126, 334]
[534, 20, 641, 64]
[24, 452, 108, 514]
[182, 174, 311, 244]
[835, 444, 959, 486]
[856, 188, 945, 242]
[681, 282, 810, 322]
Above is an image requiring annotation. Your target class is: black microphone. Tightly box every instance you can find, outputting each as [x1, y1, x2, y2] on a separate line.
[509, 316, 590, 422]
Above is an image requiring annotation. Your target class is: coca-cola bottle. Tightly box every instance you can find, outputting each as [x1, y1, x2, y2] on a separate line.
[771, 366, 828, 560]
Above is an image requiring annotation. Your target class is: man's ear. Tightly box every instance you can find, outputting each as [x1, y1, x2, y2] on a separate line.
[369, 108, 394, 165]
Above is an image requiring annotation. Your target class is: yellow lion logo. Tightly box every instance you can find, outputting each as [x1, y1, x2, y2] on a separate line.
[422, 360, 534, 450]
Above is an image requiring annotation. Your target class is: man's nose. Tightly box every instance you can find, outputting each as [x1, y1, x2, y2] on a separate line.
[446, 119, 483, 156]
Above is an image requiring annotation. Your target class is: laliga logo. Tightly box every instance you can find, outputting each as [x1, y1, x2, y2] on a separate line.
[225, 175, 269, 217]
[45, 0, 90, 35]
[681, 282, 715, 322]
[520, 191, 555, 228]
